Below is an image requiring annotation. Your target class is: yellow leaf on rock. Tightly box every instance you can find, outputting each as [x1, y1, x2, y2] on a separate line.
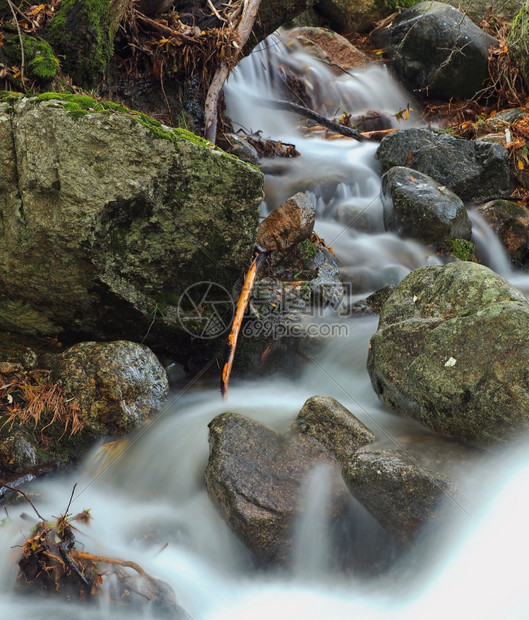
[518, 160, 525, 170]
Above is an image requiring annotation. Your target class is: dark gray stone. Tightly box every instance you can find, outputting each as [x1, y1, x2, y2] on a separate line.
[376, 128, 511, 202]
[205, 411, 348, 563]
[371, 1, 498, 99]
[294, 395, 376, 462]
[382, 166, 472, 244]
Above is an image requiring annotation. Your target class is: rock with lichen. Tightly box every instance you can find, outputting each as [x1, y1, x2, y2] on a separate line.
[58, 340, 168, 435]
[0, 94, 263, 352]
[367, 261, 529, 447]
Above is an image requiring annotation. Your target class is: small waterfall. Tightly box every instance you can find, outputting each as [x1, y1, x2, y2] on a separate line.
[4, 29, 529, 620]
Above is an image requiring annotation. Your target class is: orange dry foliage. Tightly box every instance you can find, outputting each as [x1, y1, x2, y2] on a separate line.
[0, 370, 84, 438]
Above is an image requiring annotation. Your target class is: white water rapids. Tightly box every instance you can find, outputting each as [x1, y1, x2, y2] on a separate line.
[3, 31, 529, 618]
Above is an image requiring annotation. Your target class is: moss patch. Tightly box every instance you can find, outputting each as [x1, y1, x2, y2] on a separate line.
[449, 238, 476, 262]
[44, 0, 114, 87]
[3, 32, 59, 83]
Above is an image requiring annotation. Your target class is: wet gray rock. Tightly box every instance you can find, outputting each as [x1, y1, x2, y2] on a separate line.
[382, 166, 472, 244]
[368, 262, 529, 447]
[343, 430, 481, 543]
[343, 448, 449, 544]
[370, 1, 498, 99]
[0, 96, 263, 346]
[478, 200, 529, 268]
[59, 340, 169, 435]
[205, 411, 348, 563]
[294, 395, 376, 462]
[376, 128, 511, 202]
[0, 431, 37, 471]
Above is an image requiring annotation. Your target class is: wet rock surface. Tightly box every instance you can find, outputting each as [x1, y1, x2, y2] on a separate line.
[257, 192, 316, 253]
[377, 128, 511, 202]
[285, 26, 371, 71]
[343, 447, 450, 544]
[59, 340, 169, 435]
[368, 262, 529, 447]
[371, 1, 498, 100]
[294, 395, 376, 461]
[205, 411, 348, 563]
[382, 166, 472, 244]
[477, 200, 529, 269]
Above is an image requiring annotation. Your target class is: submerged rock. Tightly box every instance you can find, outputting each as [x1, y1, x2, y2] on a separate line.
[371, 1, 498, 99]
[376, 128, 511, 202]
[284, 27, 371, 72]
[382, 166, 472, 244]
[59, 340, 168, 435]
[343, 447, 449, 544]
[368, 262, 529, 446]
[205, 411, 348, 564]
[477, 200, 529, 269]
[0, 95, 263, 349]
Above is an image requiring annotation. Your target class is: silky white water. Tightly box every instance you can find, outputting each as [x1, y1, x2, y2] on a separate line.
[2, 30, 529, 618]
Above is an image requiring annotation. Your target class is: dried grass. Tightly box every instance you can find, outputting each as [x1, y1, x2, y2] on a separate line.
[0, 370, 84, 439]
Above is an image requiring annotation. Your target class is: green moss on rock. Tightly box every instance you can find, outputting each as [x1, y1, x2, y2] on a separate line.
[3, 33, 59, 83]
[44, 0, 114, 86]
[449, 238, 476, 261]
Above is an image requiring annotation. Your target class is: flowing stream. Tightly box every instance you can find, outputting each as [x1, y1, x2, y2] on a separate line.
[3, 31, 529, 618]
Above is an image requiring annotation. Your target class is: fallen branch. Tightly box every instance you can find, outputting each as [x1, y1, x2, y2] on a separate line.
[0, 480, 45, 521]
[220, 246, 268, 398]
[204, 0, 263, 143]
[259, 99, 368, 141]
[360, 127, 398, 141]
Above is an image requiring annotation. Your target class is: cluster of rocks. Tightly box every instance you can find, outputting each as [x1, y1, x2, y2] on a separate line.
[205, 393, 480, 565]
[0, 339, 169, 475]
[206, 259, 529, 566]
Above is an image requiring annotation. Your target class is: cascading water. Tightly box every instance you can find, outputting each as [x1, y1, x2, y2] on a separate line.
[3, 30, 529, 619]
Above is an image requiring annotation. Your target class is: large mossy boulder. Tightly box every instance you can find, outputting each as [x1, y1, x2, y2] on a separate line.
[376, 129, 511, 202]
[370, 1, 497, 100]
[382, 166, 472, 244]
[0, 95, 263, 350]
[367, 262, 529, 447]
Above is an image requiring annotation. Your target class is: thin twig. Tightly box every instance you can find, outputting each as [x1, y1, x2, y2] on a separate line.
[207, 0, 227, 22]
[6, 0, 26, 88]
[0, 480, 45, 521]
[63, 482, 77, 516]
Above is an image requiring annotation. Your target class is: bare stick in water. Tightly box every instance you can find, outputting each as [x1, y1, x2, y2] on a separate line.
[220, 246, 267, 399]
[259, 99, 368, 141]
